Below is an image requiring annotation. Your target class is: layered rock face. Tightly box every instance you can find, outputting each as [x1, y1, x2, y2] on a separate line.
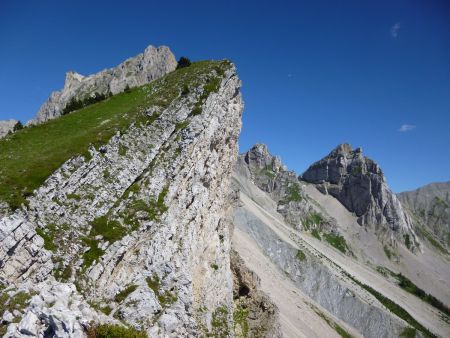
[1, 61, 244, 337]
[302, 144, 416, 237]
[30, 45, 177, 124]
[0, 119, 18, 138]
[398, 181, 450, 249]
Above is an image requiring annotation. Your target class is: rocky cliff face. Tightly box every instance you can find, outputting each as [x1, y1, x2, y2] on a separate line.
[0, 60, 244, 337]
[302, 144, 418, 245]
[0, 119, 18, 139]
[398, 181, 450, 250]
[235, 144, 338, 234]
[30, 45, 177, 125]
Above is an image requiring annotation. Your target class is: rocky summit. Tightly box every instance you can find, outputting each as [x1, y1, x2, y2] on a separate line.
[30, 45, 177, 125]
[0, 45, 449, 338]
[302, 144, 418, 243]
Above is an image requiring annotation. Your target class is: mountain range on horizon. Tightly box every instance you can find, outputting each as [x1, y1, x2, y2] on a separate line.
[0, 44, 448, 338]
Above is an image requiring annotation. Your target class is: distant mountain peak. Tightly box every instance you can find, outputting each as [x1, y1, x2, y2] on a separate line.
[302, 144, 418, 246]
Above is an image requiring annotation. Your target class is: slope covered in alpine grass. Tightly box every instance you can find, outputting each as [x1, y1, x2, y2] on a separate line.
[0, 60, 230, 209]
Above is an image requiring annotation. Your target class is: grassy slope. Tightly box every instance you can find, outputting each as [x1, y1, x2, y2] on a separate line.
[0, 60, 229, 209]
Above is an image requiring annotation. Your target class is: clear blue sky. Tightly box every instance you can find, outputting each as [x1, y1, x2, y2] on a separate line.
[0, 0, 449, 192]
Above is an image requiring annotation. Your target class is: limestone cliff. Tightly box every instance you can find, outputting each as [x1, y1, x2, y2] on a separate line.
[29, 45, 177, 125]
[0, 59, 244, 337]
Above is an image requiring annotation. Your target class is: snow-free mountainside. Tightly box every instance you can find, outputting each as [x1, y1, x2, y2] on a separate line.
[0, 45, 448, 338]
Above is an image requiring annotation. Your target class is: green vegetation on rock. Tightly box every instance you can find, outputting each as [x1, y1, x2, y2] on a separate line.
[303, 212, 322, 231]
[324, 233, 349, 254]
[400, 327, 417, 338]
[114, 284, 138, 303]
[286, 183, 302, 202]
[233, 305, 249, 337]
[146, 274, 177, 307]
[0, 60, 231, 210]
[210, 306, 229, 337]
[311, 228, 321, 240]
[296, 249, 306, 261]
[86, 323, 147, 338]
[0, 290, 33, 336]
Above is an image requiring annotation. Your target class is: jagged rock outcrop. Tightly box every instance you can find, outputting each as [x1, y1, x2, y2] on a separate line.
[1, 59, 243, 337]
[302, 144, 418, 242]
[398, 181, 450, 250]
[235, 144, 338, 233]
[30, 45, 177, 125]
[0, 120, 18, 138]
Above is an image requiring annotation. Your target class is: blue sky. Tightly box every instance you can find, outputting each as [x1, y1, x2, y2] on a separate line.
[0, 0, 449, 192]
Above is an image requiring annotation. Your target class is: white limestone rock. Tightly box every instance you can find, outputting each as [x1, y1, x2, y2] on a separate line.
[0, 119, 18, 139]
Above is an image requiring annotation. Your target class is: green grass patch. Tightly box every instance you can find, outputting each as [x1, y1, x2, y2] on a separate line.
[146, 274, 177, 307]
[67, 193, 81, 200]
[404, 234, 411, 250]
[383, 245, 393, 260]
[0, 60, 231, 210]
[0, 290, 34, 335]
[35, 223, 58, 252]
[296, 249, 306, 261]
[210, 305, 229, 337]
[114, 284, 138, 303]
[86, 323, 147, 338]
[90, 216, 127, 243]
[286, 183, 302, 202]
[233, 305, 249, 337]
[324, 233, 349, 254]
[400, 327, 417, 338]
[312, 228, 321, 240]
[211, 263, 219, 271]
[81, 237, 104, 269]
[303, 212, 323, 231]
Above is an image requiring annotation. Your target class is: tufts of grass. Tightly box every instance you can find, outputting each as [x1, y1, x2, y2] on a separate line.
[146, 274, 177, 307]
[85, 323, 147, 338]
[233, 305, 249, 337]
[383, 245, 393, 260]
[114, 284, 138, 303]
[324, 233, 349, 254]
[296, 249, 306, 261]
[400, 327, 417, 338]
[210, 306, 229, 337]
[0, 290, 34, 335]
[35, 223, 58, 252]
[286, 183, 302, 202]
[303, 212, 322, 231]
[312, 228, 321, 240]
[81, 237, 104, 269]
[90, 216, 127, 243]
